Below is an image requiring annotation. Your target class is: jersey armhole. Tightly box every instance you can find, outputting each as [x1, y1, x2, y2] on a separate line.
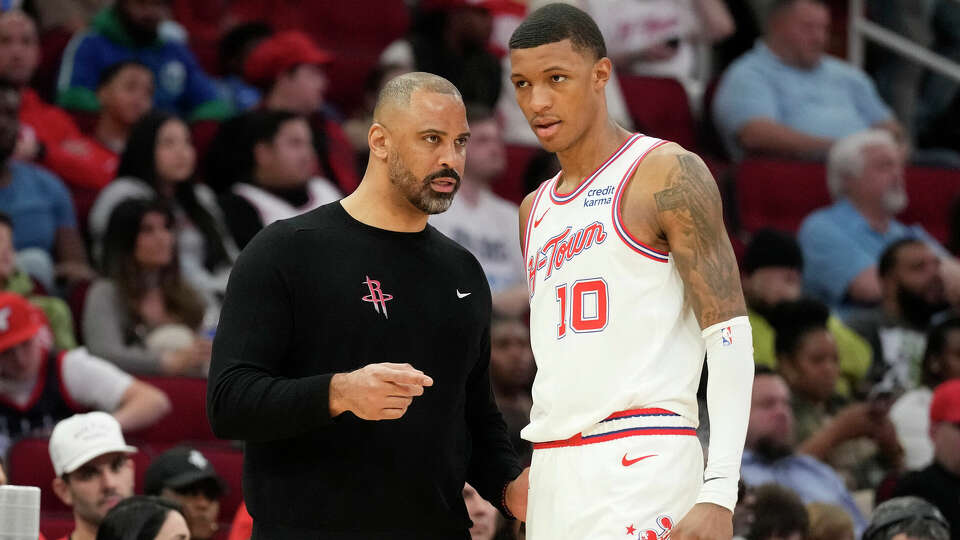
[611, 140, 672, 263]
[521, 177, 555, 262]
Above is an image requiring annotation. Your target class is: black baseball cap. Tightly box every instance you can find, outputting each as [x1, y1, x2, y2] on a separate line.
[144, 446, 226, 498]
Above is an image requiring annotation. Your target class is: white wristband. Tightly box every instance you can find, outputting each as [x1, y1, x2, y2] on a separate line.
[696, 316, 754, 511]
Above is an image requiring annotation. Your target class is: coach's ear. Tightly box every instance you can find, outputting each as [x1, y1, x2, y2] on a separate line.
[368, 123, 390, 161]
[593, 57, 612, 91]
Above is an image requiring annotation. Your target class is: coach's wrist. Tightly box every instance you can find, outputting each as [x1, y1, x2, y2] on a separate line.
[328, 373, 352, 417]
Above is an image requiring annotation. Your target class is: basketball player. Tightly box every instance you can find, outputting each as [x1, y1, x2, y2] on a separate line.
[510, 5, 754, 540]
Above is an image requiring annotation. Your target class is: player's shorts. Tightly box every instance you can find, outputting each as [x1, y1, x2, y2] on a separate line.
[525, 408, 704, 540]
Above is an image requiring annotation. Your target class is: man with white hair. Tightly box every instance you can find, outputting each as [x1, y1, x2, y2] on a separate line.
[798, 129, 955, 314]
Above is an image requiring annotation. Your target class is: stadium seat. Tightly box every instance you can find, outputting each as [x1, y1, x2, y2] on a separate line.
[493, 144, 541, 205]
[735, 158, 830, 235]
[129, 376, 216, 444]
[617, 75, 697, 151]
[40, 512, 75, 539]
[8, 437, 151, 513]
[899, 166, 960, 245]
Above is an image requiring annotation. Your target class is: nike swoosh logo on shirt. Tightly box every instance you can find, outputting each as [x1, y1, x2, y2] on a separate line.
[534, 208, 550, 228]
[621, 454, 657, 467]
[457, 290, 471, 299]
[703, 477, 726, 483]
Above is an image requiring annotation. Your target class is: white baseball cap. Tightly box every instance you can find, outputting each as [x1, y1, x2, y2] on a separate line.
[48, 412, 137, 477]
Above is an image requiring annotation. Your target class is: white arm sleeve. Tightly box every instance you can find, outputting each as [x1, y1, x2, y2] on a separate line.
[62, 348, 135, 412]
[696, 316, 755, 511]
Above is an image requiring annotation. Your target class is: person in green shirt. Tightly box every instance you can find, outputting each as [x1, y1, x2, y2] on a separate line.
[0, 212, 76, 349]
[743, 228, 871, 397]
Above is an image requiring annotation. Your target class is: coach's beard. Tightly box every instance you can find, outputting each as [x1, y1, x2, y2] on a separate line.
[388, 149, 460, 215]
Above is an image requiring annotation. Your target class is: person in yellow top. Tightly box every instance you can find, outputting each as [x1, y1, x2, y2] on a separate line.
[742, 229, 871, 397]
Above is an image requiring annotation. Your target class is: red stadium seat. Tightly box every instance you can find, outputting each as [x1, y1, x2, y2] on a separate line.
[735, 158, 830, 235]
[617, 75, 697, 151]
[899, 166, 960, 245]
[493, 144, 541, 205]
[8, 437, 151, 513]
[128, 377, 216, 444]
[40, 512, 75, 539]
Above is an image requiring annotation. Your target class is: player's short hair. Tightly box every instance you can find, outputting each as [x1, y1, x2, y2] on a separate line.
[97, 60, 152, 90]
[373, 72, 462, 123]
[769, 298, 830, 357]
[508, 3, 606, 60]
[747, 484, 809, 540]
[877, 237, 925, 278]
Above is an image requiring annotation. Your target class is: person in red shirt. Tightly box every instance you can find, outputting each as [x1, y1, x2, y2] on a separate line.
[0, 10, 118, 191]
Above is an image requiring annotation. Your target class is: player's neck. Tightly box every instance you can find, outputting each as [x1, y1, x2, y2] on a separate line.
[341, 169, 430, 233]
[554, 120, 632, 194]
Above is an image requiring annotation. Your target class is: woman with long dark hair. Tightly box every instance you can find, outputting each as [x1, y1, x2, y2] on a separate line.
[97, 496, 190, 540]
[89, 112, 238, 306]
[84, 199, 210, 376]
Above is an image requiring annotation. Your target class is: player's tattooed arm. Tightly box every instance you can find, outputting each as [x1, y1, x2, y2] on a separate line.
[654, 152, 746, 328]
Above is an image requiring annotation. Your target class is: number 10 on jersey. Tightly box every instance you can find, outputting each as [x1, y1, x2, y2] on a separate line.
[555, 278, 609, 338]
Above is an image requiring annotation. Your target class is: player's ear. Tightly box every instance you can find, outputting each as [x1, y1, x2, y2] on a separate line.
[368, 123, 390, 161]
[593, 56, 612, 91]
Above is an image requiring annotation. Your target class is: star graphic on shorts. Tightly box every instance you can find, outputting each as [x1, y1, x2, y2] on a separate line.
[626, 524, 636, 535]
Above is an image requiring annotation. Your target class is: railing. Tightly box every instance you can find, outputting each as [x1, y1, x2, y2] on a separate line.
[847, 0, 960, 84]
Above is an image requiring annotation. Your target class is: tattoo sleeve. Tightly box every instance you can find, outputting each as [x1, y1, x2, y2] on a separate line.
[654, 154, 745, 327]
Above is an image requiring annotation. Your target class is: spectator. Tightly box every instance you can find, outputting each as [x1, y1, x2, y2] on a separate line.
[0, 79, 93, 292]
[226, 502, 252, 540]
[342, 61, 412, 166]
[741, 366, 867, 535]
[84, 199, 211, 376]
[243, 30, 359, 195]
[464, 482, 498, 540]
[94, 60, 154, 155]
[746, 484, 809, 540]
[48, 412, 139, 540]
[806, 502, 855, 540]
[0, 212, 76, 349]
[712, 0, 901, 159]
[0, 9, 119, 191]
[430, 106, 527, 314]
[891, 318, 960, 470]
[798, 130, 957, 313]
[770, 298, 903, 489]
[743, 228, 871, 397]
[0, 291, 170, 454]
[56, 0, 231, 121]
[848, 239, 947, 393]
[214, 22, 271, 113]
[145, 445, 225, 540]
[97, 495, 190, 540]
[217, 110, 340, 250]
[488, 312, 535, 462]
[893, 379, 960, 537]
[89, 111, 238, 303]
[864, 496, 951, 540]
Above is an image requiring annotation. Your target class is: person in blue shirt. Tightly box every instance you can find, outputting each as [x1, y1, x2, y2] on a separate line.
[741, 366, 867, 536]
[0, 80, 92, 291]
[712, 0, 902, 160]
[797, 129, 958, 314]
[56, 0, 231, 122]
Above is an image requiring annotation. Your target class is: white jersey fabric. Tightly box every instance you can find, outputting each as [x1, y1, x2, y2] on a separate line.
[521, 133, 705, 444]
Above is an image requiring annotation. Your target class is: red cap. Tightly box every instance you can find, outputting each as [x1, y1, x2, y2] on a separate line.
[0, 292, 44, 353]
[243, 31, 333, 88]
[930, 379, 960, 424]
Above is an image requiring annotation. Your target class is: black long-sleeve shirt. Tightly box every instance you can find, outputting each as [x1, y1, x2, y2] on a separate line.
[207, 202, 522, 539]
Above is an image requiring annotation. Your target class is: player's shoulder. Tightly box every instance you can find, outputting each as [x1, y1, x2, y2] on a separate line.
[633, 142, 712, 190]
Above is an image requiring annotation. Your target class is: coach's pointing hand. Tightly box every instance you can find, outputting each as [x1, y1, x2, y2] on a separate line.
[329, 363, 434, 420]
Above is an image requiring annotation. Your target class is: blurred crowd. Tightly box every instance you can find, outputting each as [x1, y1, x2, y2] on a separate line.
[0, 0, 956, 539]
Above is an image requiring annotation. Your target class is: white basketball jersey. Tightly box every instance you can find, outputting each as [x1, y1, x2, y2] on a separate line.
[521, 133, 705, 443]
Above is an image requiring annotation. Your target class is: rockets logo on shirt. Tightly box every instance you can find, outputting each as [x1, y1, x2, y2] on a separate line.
[527, 221, 607, 295]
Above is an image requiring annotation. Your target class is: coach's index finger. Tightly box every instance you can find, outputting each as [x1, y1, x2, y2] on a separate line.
[380, 365, 434, 387]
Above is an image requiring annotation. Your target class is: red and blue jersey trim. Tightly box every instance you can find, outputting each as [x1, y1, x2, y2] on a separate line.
[549, 134, 644, 205]
[531, 408, 696, 449]
[522, 177, 556, 262]
[611, 140, 671, 262]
